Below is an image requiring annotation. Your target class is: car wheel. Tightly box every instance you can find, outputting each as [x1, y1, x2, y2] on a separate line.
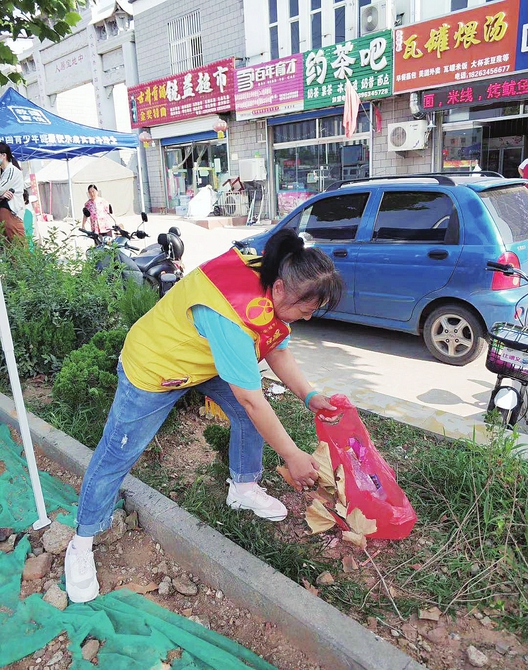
[423, 304, 486, 366]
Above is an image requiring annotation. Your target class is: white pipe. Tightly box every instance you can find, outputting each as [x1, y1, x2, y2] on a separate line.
[0, 280, 51, 530]
[369, 104, 374, 177]
[66, 158, 75, 220]
[136, 146, 146, 212]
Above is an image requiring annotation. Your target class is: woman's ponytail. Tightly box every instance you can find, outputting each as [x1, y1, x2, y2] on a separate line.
[255, 229, 305, 291]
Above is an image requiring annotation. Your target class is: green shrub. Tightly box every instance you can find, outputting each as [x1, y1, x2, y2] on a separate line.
[52, 328, 127, 416]
[0, 227, 126, 378]
[116, 278, 158, 329]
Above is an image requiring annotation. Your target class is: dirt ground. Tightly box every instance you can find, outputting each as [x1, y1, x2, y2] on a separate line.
[10, 381, 528, 670]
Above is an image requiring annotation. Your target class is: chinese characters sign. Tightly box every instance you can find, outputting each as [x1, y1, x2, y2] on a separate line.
[234, 54, 304, 121]
[422, 71, 528, 111]
[127, 58, 235, 129]
[303, 30, 393, 109]
[394, 0, 519, 93]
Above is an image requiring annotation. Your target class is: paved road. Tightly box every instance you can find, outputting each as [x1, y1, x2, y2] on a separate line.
[41, 213, 500, 439]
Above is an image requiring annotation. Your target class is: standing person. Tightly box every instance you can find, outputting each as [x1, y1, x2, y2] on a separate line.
[64, 229, 344, 603]
[81, 184, 115, 235]
[23, 189, 35, 251]
[0, 142, 26, 242]
[518, 157, 528, 180]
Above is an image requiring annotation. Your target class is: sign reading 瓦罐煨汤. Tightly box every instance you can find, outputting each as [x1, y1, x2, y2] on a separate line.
[393, 0, 520, 93]
[127, 58, 235, 129]
[303, 30, 393, 109]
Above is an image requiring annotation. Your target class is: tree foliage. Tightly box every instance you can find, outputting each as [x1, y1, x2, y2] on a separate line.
[0, 0, 82, 85]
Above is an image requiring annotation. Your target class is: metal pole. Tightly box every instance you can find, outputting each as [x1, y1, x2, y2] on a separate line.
[0, 280, 51, 530]
[136, 146, 146, 212]
[369, 104, 374, 177]
[66, 157, 75, 220]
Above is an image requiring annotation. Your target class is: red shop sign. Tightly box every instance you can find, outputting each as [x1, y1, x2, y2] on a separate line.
[422, 72, 528, 111]
[393, 0, 520, 94]
[127, 58, 235, 129]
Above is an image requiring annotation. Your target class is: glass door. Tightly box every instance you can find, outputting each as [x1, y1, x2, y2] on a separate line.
[502, 147, 523, 178]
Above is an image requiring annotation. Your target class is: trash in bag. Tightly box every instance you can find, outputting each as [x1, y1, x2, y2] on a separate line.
[315, 394, 417, 540]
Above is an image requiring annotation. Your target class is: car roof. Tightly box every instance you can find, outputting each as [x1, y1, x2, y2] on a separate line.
[328, 173, 525, 193]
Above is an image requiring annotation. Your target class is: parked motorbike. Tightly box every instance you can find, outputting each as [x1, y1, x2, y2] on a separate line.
[485, 261, 528, 427]
[79, 210, 184, 297]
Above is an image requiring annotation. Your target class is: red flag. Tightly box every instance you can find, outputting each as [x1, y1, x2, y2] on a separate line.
[343, 78, 360, 139]
[374, 104, 382, 133]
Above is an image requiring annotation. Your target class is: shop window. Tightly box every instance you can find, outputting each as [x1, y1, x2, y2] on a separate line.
[334, 2, 346, 44]
[299, 194, 369, 241]
[290, 21, 300, 54]
[311, 0, 322, 49]
[373, 192, 459, 244]
[273, 119, 317, 143]
[168, 10, 203, 74]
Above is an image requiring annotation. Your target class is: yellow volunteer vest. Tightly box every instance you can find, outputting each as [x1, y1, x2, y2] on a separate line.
[121, 248, 290, 392]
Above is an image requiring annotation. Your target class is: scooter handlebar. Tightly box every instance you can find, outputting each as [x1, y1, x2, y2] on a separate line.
[486, 261, 514, 272]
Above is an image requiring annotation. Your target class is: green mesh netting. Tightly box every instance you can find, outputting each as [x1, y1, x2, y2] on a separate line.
[0, 425, 278, 670]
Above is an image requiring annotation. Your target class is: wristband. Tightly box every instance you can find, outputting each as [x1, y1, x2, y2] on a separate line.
[304, 390, 319, 409]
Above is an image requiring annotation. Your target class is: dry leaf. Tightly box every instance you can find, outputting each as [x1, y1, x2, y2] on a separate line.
[276, 465, 301, 491]
[342, 530, 367, 550]
[335, 464, 347, 507]
[301, 577, 319, 597]
[342, 555, 359, 572]
[116, 581, 159, 594]
[305, 486, 335, 505]
[335, 502, 348, 519]
[312, 441, 336, 491]
[418, 607, 442, 622]
[346, 508, 377, 536]
[305, 499, 337, 534]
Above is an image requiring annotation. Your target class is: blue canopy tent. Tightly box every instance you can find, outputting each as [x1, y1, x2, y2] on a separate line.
[0, 89, 140, 530]
[0, 88, 141, 214]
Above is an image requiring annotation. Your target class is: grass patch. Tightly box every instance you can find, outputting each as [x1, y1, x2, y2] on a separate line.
[137, 389, 528, 637]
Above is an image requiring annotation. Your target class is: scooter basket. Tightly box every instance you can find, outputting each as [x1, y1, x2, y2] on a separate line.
[486, 322, 528, 382]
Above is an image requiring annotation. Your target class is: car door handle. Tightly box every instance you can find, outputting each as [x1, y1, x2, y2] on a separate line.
[428, 250, 448, 260]
[333, 249, 348, 258]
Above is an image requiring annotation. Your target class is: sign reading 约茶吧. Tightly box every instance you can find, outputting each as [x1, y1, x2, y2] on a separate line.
[234, 54, 304, 121]
[303, 30, 393, 109]
[127, 58, 235, 129]
[394, 0, 520, 93]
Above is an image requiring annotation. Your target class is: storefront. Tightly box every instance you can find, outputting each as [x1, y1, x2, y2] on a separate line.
[422, 75, 528, 177]
[394, 0, 528, 177]
[269, 108, 370, 215]
[128, 58, 235, 213]
[234, 31, 393, 216]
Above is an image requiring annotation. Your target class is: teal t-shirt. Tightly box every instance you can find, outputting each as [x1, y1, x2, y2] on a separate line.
[191, 305, 289, 390]
[23, 208, 34, 251]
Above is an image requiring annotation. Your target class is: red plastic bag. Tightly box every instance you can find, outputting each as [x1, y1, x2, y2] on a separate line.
[316, 394, 417, 540]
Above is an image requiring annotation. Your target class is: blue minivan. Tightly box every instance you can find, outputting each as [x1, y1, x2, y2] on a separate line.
[243, 174, 528, 365]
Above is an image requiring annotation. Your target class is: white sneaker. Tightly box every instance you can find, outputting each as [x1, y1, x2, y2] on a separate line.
[226, 479, 287, 521]
[65, 540, 100, 603]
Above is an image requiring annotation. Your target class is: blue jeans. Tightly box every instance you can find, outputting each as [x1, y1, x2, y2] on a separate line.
[76, 361, 263, 536]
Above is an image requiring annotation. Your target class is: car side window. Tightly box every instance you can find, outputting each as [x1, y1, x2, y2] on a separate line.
[373, 191, 459, 244]
[298, 193, 369, 242]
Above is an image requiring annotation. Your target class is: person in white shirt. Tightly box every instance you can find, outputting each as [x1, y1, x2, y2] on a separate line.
[0, 143, 26, 242]
[518, 158, 528, 179]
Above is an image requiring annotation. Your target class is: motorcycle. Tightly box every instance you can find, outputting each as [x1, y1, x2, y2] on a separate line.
[485, 261, 528, 427]
[79, 210, 184, 297]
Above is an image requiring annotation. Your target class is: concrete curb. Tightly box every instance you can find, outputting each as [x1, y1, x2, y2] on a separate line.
[0, 392, 426, 670]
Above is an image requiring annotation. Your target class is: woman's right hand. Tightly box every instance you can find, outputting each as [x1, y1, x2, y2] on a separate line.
[285, 448, 319, 489]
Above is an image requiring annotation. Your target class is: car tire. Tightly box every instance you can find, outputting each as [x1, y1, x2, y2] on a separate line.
[423, 304, 486, 366]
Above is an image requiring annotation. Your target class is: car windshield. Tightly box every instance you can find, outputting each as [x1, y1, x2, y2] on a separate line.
[479, 185, 528, 244]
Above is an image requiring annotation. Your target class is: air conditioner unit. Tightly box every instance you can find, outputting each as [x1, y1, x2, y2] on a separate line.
[360, 1, 387, 37]
[387, 120, 428, 152]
